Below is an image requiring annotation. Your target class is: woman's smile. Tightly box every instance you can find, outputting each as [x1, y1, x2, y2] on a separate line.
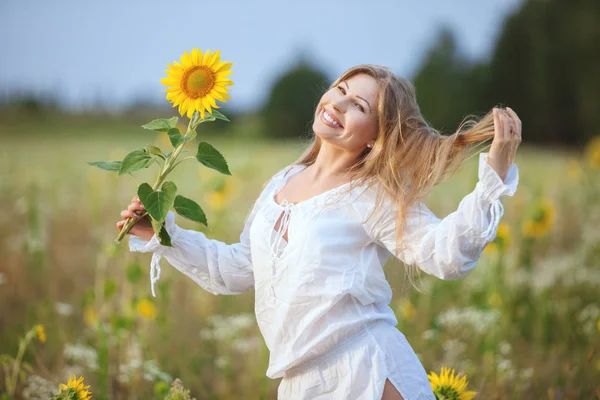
[320, 108, 344, 129]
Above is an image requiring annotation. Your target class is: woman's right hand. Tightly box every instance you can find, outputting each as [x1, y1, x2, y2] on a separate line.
[116, 196, 155, 241]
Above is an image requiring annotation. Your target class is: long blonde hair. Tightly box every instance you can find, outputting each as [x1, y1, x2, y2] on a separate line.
[293, 64, 497, 287]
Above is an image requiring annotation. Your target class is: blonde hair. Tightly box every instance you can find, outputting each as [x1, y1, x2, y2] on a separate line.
[293, 64, 497, 290]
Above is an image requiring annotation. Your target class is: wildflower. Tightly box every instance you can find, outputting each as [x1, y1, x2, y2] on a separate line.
[83, 307, 97, 328]
[428, 366, 477, 400]
[35, 324, 46, 343]
[52, 375, 92, 400]
[161, 48, 234, 119]
[136, 299, 157, 320]
[206, 178, 237, 211]
[584, 135, 600, 169]
[522, 198, 555, 238]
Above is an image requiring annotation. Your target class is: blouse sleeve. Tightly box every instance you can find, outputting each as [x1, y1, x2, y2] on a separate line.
[364, 152, 519, 280]
[128, 173, 278, 297]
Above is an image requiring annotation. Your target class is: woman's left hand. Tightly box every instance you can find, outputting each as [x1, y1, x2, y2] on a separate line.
[487, 107, 522, 181]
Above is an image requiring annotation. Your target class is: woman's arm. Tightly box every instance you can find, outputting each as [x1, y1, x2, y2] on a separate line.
[365, 152, 519, 280]
[129, 171, 280, 296]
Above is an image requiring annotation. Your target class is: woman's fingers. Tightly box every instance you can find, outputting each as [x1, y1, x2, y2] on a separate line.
[120, 209, 141, 220]
[128, 202, 145, 212]
[505, 107, 522, 140]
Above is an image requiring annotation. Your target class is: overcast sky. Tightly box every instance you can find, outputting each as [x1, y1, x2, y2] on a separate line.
[0, 0, 522, 112]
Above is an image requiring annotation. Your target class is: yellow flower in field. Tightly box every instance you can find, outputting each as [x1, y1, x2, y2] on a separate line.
[35, 324, 46, 343]
[84, 307, 97, 328]
[161, 48, 234, 119]
[522, 199, 555, 238]
[428, 367, 477, 400]
[398, 299, 416, 322]
[483, 223, 511, 255]
[584, 135, 600, 169]
[136, 299, 157, 320]
[206, 177, 237, 211]
[57, 375, 92, 400]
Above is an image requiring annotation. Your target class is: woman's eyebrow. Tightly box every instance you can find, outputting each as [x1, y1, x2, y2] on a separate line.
[343, 81, 372, 113]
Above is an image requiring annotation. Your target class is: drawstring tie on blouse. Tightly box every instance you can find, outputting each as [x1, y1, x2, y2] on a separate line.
[267, 198, 294, 303]
[150, 253, 162, 297]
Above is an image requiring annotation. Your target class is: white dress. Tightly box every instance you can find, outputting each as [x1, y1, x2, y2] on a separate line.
[129, 152, 519, 400]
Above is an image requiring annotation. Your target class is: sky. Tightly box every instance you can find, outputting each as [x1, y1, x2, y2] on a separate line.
[0, 0, 523, 112]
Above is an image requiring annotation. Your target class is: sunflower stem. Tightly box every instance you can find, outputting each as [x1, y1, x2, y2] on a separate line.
[114, 113, 199, 244]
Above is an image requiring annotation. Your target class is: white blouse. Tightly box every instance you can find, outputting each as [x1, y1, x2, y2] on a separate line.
[129, 152, 518, 390]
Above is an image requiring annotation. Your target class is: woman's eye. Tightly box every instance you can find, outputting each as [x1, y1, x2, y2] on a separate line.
[337, 86, 346, 94]
[355, 103, 364, 112]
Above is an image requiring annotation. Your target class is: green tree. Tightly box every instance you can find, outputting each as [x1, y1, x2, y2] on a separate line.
[411, 26, 488, 135]
[261, 58, 330, 139]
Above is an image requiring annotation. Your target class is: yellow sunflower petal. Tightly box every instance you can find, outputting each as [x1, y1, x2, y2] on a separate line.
[207, 50, 221, 68]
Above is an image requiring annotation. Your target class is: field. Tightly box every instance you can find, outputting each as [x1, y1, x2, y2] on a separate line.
[1, 111, 599, 399]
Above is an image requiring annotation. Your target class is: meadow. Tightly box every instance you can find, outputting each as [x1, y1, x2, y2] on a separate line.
[1, 110, 599, 399]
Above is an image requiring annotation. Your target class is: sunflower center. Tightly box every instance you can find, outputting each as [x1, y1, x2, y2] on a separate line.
[182, 66, 216, 99]
[435, 385, 461, 400]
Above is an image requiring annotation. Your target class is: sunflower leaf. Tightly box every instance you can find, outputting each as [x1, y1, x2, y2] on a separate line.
[167, 128, 191, 148]
[151, 218, 172, 247]
[137, 181, 177, 223]
[119, 149, 156, 176]
[87, 160, 122, 172]
[196, 142, 231, 175]
[174, 195, 208, 226]
[142, 117, 179, 132]
[209, 110, 230, 122]
[146, 145, 166, 159]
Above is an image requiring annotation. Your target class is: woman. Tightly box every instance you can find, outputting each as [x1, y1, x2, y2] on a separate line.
[117, 64, 521, 400]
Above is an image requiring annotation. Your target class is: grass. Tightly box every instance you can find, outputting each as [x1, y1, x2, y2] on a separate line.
[0, 111, 599, 399]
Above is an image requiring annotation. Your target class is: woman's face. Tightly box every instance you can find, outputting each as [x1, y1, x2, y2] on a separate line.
[313, 73, 379, 151]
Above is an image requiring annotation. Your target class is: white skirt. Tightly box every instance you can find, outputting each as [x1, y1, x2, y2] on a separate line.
[277, 321, 436, 400]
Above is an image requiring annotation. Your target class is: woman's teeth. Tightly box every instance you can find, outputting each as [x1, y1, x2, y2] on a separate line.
[323, 110, 340, 127]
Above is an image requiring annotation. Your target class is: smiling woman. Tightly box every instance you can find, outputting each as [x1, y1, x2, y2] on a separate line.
[123, 64, 521, 399]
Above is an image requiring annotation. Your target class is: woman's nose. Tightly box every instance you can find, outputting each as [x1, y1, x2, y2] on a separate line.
[331, 97, 346, 113]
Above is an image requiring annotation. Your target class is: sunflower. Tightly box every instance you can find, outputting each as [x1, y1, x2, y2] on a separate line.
[522, 198, 555, 238]
[428, 367, 477, 400]
[161, 48, 234, 120]
[56, 375, 92, 400]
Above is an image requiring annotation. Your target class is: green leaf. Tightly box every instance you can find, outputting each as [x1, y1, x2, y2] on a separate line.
[87, 160, 122, 172]
[137, 181, 177, 223]
[150, 218, 172, 247]
[146, 145, 166, 159]
[167, 128, 191, 148]
[142, 116, 178, 132]
[118, 149, 155, 176]
[174, 195, 208, 226]
[209, 109, 230, 122]
[196, 142, 231, 175]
